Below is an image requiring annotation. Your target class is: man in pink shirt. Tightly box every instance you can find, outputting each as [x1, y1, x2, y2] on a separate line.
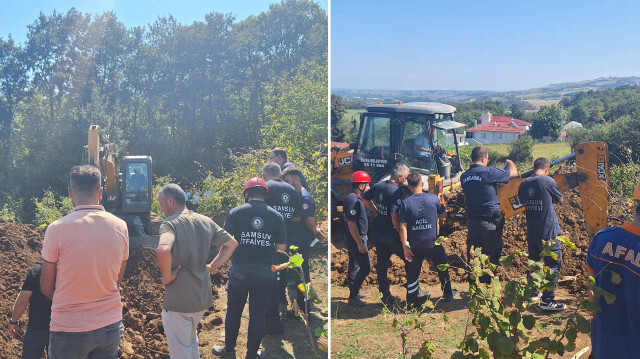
[40, 165, 129, 359]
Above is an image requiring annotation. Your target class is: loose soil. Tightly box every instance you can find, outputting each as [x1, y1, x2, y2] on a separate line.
[331, 189, 624, 358]
[1, 218, 328, 359]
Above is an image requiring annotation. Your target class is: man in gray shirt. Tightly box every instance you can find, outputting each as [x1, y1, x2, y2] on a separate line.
[156, 184, 238, 358]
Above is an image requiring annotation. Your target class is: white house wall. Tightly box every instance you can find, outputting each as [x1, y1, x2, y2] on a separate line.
[472, 131, 519, 144]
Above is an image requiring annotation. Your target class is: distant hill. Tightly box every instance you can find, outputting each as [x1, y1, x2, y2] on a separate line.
[333, 76, 640, 105]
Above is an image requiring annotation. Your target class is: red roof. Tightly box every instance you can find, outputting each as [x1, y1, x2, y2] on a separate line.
[487, 116, 531, 126]
[467, 122, 524, 133]
[468, 116, 531, 133]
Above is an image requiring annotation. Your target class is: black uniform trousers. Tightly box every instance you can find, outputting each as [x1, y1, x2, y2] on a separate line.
[373, 238, 405, 297]
[405, 245, 453, 302]
[467, 219, 504, 284]
[528, 239, 562, 302]
[225, 265, 272, 359]
[345, 234, 371, 299]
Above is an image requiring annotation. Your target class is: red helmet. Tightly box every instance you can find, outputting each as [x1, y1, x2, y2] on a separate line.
[243, 177, 268, 193]
[351, 171, 371, 183]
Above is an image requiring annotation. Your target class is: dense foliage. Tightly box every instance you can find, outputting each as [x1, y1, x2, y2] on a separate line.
[0, 0, 328, 222]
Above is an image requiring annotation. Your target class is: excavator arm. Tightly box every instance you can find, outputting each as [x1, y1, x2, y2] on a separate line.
[498, 142, 609, 238]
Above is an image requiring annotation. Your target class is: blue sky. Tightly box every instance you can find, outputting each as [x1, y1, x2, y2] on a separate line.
[2, 0, 328, 44]
[331, 1, 640, 91]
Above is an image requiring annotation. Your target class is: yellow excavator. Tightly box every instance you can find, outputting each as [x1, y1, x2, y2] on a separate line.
[84, 125, 154, 236]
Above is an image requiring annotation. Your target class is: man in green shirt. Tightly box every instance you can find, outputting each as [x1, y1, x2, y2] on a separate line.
[156, 184, 238, 358]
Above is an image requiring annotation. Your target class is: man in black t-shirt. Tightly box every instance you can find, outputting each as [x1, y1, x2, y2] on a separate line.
[282, 166, 325, 313]
[363, 163, 419, 306]
[461, 146, 518, 282]
[269, 147, 308, 190]
[9, 264, 52, 359]
[212, 178, 286, 359]
[518, 157, 565, 311]
[343, 171, 372, 307]
[262, 161, 300, 332]
[399, 172, 459, 306]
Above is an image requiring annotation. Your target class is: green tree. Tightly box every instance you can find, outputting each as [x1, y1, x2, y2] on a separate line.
[529, 105, 562, 140]
[331, 94, 346, 141]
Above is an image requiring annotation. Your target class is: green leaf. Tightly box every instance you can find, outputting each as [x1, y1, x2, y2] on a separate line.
[289, 244, 299, 251]
[443, 312, 450, 323]
[435, 236, 448, 245]
[522, 315, 535, 330]
[582, 300, 602, 312]
[588, 276, 596, 285]
[478, 348, 491, 359]
[566, 327, 577, 342]
[602, 290, 617, 304]
[437, 264, 450, 272]
[556, 235, 577, 250]
[610, 271, 622, 285]
[392, 318, 398, 328]
[508, 311, 521, 327]
[289, 253, 304, 268]
[576, 315, 592, 334]
[495, 338, 516, 355]
[501, 253, 513, 267]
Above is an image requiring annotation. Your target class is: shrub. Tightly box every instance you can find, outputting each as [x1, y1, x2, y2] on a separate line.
[508, 137, 535, 164]
[0, 195, 22, 222]
[33, 189, 74, 226]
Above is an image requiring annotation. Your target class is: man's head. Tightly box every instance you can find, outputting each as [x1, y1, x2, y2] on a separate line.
[390, 163, 410, 184]
[471, 146, 489, 165]
[269, 147, 287, 167]
[243, 177, 268, 202]
[351, 171, 371, 193]
[406, 171, 422, 189]
[282, 166, 304, 191]
[157, 184, 186, 217]
[533, 157, 551, 175]
[262, 161, 282, 181]
[69, 165, 102, 205]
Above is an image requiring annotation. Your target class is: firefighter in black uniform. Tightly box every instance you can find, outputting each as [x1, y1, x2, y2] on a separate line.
[212, 178, 286, 359]
[343, 170, 372, 307]
[262, 161, 300, 333]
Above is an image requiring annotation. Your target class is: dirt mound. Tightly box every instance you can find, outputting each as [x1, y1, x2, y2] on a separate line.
[331, 189, 613, 296]
[0, 220, 229, 359]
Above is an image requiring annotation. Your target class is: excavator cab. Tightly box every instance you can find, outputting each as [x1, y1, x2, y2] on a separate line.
[122, 156, 153, 213]
[352, 102, 466, 187]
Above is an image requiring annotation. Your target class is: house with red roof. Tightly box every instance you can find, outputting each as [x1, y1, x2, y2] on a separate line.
[467, 112, 531, 144]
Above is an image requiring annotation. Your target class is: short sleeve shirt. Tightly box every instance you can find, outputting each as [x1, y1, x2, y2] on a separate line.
[266, 179, 301, 239]
[414, 132, 431, 157]
[343, 191, 368, 241]
[399, 193, 445, 249]
[363, 180, 402, 240]
[41, 205, 129, 332]
[224, 200, 286, 266]
[461, 164, 511, 220]
[586, 223, 640, 359]
[518, 174, 562, 241]
[159, 210, 233, 313]
[390, 186, 413, 214]
[21, 264, 52, 330]
[288, 189, 316, 245]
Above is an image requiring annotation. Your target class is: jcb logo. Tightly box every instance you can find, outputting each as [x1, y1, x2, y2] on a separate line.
[597, 155, 606, 181]
[338, 157, 352, 166]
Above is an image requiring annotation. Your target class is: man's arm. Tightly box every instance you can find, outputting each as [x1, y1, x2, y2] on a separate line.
[363, 199, 377, 214]
[399, 222, 413, 262]
[505, 159, 519, 179]
[9, 290, 32, 338]
[40, 261, 56, 300]
[207, 237, 239, 274]
[117, 261, 127, 286]
[303, 217, 325, 241]
[391, 212, 400, 232]
[347, 220, 366, 253]
[156, 244, 181, 286]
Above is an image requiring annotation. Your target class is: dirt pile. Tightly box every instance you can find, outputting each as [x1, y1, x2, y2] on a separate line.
[0, 219, 228, 359]
[331, 189, 615, 296]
